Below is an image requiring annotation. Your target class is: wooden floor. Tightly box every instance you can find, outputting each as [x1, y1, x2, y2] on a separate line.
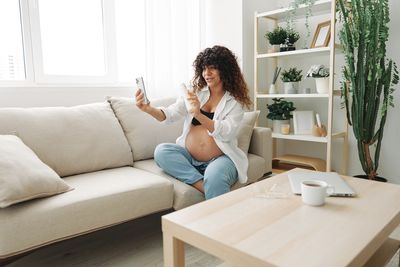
[6, 205, 400, 267]
[6, 210, 222, 267]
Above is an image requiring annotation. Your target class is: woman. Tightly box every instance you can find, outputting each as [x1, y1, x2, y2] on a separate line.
[135, 45, 251, 199]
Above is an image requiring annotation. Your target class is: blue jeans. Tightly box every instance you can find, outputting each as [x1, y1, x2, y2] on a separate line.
[154, 143, 238, 199]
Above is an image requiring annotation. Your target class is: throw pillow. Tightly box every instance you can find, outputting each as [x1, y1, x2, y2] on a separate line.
[107, 97, 184, 161]
[0, 135, 73, 208]
[237, 111, 260, 154]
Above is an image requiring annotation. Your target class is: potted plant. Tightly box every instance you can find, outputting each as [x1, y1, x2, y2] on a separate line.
[267, 98, 296, 133]
[306, 65, 330, 94]
[269, 67, 281, 94]
[337, 0, 398, 180]
[265, 27, 287, 53]
[281, 67, 302, 94]
[286, 28, 300, 51]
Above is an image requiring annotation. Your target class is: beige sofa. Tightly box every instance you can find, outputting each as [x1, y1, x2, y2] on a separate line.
[0, 96, 272, 260]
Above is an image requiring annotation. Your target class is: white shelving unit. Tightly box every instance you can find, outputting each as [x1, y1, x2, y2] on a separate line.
[254, 0, 348, 173]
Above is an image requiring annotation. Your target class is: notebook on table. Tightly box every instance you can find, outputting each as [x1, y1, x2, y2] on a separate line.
[288, 171, 357, 197]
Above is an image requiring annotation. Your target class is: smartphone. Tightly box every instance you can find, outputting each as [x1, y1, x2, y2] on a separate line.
[135, 76, 149, 104]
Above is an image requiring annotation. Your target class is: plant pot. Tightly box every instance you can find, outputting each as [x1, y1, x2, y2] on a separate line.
[268, 84, 277, 94]
[315, 77, 329, 94]
[267, 45, 280, 53]
[353, 175, 387, 182]
[272, 119, 290, 134]
[287, 44, 296, 51]
[283, 82, 298, 94]
[279, 44, 288, 52]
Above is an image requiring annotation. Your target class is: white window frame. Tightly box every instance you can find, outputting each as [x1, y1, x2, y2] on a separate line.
[0, 0, 34, 86]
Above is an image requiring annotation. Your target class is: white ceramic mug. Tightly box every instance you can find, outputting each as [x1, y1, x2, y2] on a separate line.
[301, 180, 334, 206]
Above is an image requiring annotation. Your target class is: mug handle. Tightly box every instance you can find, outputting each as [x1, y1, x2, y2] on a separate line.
[326, 185, 335, 196]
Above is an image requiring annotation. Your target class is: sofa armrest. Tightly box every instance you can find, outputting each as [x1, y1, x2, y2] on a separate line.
[248, 127, 272, 175]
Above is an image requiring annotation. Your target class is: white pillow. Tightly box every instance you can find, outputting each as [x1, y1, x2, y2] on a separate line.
[0, 135, 73, 208]
[237, 111, 260, 154]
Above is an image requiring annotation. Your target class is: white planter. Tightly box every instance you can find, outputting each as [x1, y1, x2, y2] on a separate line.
[269, 84, 277, 94]
[272, 119, 290, 134]
[267, 45, 280, 53]
[283, 82, 298, 94]
[315, 77, 329, 94]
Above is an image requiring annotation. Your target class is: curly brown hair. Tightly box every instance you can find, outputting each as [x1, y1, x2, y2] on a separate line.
[191, 46, 251, 108]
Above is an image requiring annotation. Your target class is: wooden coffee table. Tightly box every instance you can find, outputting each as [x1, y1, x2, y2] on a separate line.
[162, 168, 400, 267]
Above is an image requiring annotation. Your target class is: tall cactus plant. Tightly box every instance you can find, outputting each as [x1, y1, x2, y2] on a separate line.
[337, 0, 398, 179]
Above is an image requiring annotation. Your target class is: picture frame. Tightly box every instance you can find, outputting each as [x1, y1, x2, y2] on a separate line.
[311, 20, 331, 48]
[293, 111, 315, 135]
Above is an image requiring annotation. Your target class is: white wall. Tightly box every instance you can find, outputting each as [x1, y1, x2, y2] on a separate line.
[204, 0, 243, 63]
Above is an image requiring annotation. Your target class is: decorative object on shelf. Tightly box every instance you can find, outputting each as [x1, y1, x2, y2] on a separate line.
[286, 0, 317, 48]
[267, 98, 296, 133]
[281, 67, 303, 94]
[311, 20, 331, 48]
[293, 110, 315, 135]
[337, 0, 398, 181]
[312, 113, 327, 137]
[281, 124, 291, 135]
[265, 27, 287, 53]
[306, 64, 330, 94]
[269, 67, 281, 94]
[280, 28, 300, 52]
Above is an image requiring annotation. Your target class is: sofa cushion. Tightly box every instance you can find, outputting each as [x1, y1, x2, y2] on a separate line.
[134, 159, 204, 210]
[237, 111, 260, 154]
[134, 153, 265, 209]
[0, 102, 133, 177]
[0, 135, 73, 208]
[0, 167, 173, 257]
[231, 153, 266, 190]
[107, 97, 184, 161]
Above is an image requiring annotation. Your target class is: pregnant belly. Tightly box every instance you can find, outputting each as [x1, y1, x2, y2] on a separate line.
[186, 126, 223, 162]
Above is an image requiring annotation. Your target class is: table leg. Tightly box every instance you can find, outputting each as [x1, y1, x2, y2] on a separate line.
[163, 233, 185, 267]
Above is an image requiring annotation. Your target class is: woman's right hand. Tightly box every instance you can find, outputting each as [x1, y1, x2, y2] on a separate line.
[135, 89, 151, 112]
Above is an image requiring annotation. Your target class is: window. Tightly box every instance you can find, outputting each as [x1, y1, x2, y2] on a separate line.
[37, 0, 106, 76]
[115, 0, 146, 82]
[0, 0, 26, 80]
[0, 0, 202, 89]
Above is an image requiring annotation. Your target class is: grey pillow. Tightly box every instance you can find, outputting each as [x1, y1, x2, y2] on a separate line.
[0, 135, 73, 208]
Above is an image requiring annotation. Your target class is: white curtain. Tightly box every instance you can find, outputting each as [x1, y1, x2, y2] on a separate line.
[144, 0, 203, 99]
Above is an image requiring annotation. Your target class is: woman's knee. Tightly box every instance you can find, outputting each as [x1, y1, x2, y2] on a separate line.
[154, 143, 175, 164]
[203, 156, 238, 198]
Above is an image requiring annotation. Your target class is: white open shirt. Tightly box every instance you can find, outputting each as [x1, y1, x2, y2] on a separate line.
[160, 87, 248, 184]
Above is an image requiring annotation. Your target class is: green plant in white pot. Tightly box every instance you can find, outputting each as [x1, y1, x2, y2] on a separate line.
[281, 67, 302, 94]
[306, 65, 329, 94]
[267, 98, 296, 133]
[265, 27, 287, 53]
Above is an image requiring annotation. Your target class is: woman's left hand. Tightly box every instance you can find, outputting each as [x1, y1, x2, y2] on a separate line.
[187, 91, 200, 117]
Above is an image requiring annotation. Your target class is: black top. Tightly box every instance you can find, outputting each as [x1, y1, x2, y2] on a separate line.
[191, 109, 215, 126]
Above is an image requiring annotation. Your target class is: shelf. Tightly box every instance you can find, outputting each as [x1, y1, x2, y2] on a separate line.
[272, 131, 347, 142]
[254, 0, 348, 173]
[256, 93, 329, 98]
[257, 47, 330, 59]
[272, 133, 327, 143]
[332, 132, 347, 139]
[256, 0, 331, 21]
